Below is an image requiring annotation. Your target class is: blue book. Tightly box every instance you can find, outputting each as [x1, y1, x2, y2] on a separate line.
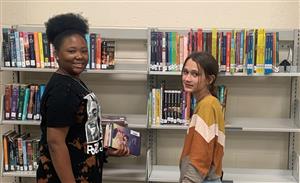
[85, 34, 90, 69]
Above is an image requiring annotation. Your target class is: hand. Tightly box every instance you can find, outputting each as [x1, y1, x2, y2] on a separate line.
[107, 143, 130, 157]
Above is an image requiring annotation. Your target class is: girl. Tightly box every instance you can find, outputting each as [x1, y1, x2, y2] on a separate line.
[180, 52, 225, 183]
[37, 13, 128, 183]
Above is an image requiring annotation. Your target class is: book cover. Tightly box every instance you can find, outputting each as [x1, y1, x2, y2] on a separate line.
[110, 123, 141, 156]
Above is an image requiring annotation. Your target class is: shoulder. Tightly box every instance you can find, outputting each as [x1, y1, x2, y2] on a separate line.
[196, 95, 221, 112]
[46, 73, 84, 97]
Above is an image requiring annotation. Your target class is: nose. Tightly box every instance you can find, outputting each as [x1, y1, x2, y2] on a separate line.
[75, 51, 84, 59]
[183, 74, 191, 82]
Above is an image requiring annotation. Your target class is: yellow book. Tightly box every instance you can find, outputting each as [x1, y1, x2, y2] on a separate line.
[155, 89, 161, 125]
[256, 29, 265, 74]
[38, 32, 44, 68]
[212, 28, 217, 60]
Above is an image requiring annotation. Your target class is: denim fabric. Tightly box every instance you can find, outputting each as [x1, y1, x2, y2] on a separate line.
[203, 179, 222, 183]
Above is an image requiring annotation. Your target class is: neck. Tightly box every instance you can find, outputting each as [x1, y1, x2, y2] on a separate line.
[56, 68, 79, 79]
[194, 90, 211, 103]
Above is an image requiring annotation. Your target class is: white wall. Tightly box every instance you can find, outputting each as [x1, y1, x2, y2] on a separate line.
[1, 1, 300, 183]
[1, 1, 299, 28]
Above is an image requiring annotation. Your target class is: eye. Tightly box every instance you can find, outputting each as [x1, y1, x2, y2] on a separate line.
[81, 48, 88, 54]
[182, 69, 189, 75]
[191, 71, 199, 77]
[68, 49, 76, 54]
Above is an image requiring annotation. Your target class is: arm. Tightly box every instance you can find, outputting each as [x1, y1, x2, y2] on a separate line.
[47, 127, 76, 183]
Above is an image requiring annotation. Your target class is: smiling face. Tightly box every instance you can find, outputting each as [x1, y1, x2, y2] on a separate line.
[56, 34, 88, 77]
[182, 58, 211, 101]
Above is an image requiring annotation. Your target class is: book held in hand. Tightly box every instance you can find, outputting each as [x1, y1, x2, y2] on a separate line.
[104, 123, 141, 156]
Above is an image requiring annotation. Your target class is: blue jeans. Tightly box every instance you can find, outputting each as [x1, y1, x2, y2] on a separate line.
[203, 179, 222, 183]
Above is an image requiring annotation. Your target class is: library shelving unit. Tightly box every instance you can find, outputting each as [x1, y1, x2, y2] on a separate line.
[147, 28, 300, 183]
[0, 25, 149, 182]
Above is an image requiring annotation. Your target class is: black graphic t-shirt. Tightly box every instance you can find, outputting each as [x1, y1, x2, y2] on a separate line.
[37, 73, 104, 183]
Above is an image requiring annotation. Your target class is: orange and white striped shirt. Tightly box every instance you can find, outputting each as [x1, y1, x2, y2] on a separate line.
[180, 95, 225, 183]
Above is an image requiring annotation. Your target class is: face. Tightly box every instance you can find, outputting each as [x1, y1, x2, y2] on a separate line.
[182, 59, 210, 96]
[56, 34, 88, 77]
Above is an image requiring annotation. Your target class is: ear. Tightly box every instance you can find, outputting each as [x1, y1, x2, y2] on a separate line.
[207, 75, 215, 85]
[54, 50, 59, 61]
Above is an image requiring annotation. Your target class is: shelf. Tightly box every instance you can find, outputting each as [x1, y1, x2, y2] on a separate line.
[1, 120, 40, 125]
[15, 25, 148, 40]
[226, 117, 300, 132]
[150, 124, 188, 130]
[1, 114, 147, 128]
[149, 71, 300, 77]
[2, 170, 35, 178]
[2, 165, 147, 181]
[149, 165, 297, 183]
[0, 65, 147, 75]
[125, 114, 148, 129]
[150, 117, 300, 132]
[103, 165, 146, 182]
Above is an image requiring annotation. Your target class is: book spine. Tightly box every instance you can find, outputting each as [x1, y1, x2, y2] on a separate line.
[2, 28, 11, 67]
[10, 84, 19, 120]
[4, 84, 12, 120]
[38, 32, 44, 68]
[23, 32, 31, 68]
[3, 134, 9, 171]
[42, 33, 50, 68]
[14, 31, 22, 67]
[19, 32, 26, 68]
[85, 34, 90, 69]
[27, 85, 36, 120]
[26, 140, 33, 171]
[28, 33, 36, 68]
[17, 85, 27, 120]
[96, 34, 102, 69]
[33, 32, 41, 68]
[106, 41, 116, 69]
[22, 88, 30, 120]
[90, 33, 96, 69]
[22, 140, 28, 171]
[33, 85, 40, 120]
[101, 41, 108, 69]
[9, 28, 17, 67]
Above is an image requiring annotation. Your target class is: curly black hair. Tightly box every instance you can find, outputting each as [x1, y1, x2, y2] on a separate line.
[45, 13, 89, 50]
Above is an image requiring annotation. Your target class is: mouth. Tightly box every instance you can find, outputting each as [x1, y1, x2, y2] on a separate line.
[73, 62, 86, 69]
[184, 83, 193, 88]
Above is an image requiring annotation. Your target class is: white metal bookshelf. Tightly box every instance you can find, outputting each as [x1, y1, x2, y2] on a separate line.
[147, 28, 300, 183]
[149, 71, 300, 77]
[103, 165, 147, 182]
[1, 114, 147, 129]
[148, 165, 299, 183]
[150, 117, 300, 132]
[0, 25, 149, 182]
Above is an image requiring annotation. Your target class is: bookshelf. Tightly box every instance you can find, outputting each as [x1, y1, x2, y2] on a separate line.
[147, 28, 300, 183]
[1, 25, 300, 183]
[0, 25, 149, 182]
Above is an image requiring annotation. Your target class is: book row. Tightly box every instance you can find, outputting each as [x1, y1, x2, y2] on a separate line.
[2, 28, 116, 70]
[150, 29, 280, 75]
[148, 84, 228, 126]
[2, 130, 40, 172]
[4, 84, 45, 121]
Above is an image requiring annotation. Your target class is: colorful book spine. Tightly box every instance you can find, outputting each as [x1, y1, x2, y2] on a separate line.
[10, 84, 19, 120]
[2, 28, 11, 67]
